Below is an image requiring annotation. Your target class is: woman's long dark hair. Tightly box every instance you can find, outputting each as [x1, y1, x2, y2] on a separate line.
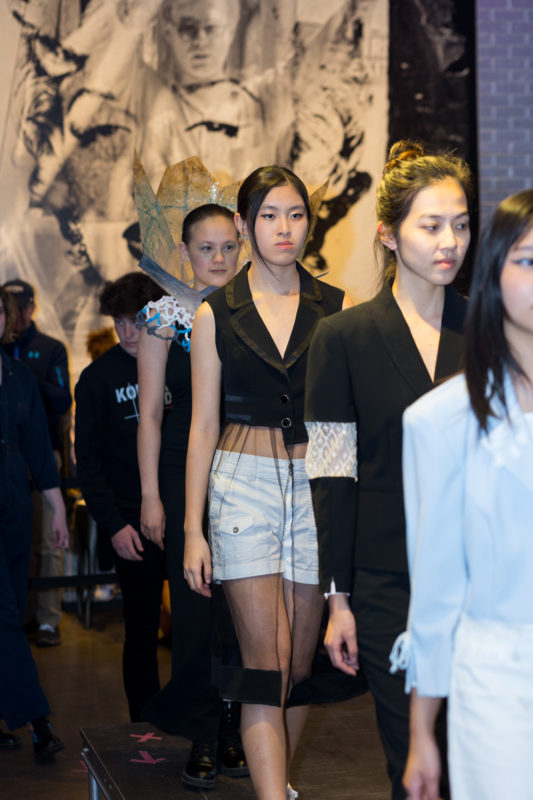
[465, 189, 533, 431]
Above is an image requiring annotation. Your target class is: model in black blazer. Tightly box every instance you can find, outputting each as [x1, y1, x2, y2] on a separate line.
[304, 280, 465, 799]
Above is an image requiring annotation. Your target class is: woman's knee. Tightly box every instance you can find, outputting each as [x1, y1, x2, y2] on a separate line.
[289, 656, 313, 688]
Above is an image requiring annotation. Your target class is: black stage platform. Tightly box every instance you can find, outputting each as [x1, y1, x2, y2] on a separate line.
[79, 699, 390, 800]
[81, 723, 254, 799]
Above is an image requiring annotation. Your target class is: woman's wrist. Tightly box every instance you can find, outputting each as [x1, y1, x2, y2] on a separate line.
[184, 520, 205, 540]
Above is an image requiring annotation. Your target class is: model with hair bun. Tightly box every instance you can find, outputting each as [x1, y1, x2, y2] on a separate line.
[304, 140, 472, 799]
[395, 189, 533, 800]
[184, 165, 351, 800]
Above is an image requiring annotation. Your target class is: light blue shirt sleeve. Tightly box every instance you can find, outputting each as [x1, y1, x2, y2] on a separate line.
[398, 395, 469, 697]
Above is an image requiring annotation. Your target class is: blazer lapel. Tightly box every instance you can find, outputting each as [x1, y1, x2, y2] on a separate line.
[284, 265, 325, 369]
[226, 265, 284, 372]
[226, 263, 325, 374]
[372, 283, 434, 396]
[435, 286, 466, 382]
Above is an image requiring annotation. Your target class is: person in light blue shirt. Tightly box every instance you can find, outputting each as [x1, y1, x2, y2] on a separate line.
[390, 189, 533, 800]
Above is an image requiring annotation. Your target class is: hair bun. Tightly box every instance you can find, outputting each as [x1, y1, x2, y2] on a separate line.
[384, 140, 424, 173]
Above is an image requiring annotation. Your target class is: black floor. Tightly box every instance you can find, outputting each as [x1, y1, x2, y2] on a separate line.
[0, 605, 390, 799]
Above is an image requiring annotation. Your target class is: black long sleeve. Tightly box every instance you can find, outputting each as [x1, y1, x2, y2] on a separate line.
[305, 314, 358, 593]
[74, 346, 141, 538]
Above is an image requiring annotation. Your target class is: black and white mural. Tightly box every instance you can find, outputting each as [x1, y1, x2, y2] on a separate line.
[0, 0, 475, 377]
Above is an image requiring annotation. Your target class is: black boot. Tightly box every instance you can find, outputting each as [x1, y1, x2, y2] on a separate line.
[218, 700, 248, 778]
[181, 740, 217, 789]
[31, 718, 64, 761]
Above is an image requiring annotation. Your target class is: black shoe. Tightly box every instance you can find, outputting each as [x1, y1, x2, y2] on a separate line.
[32, 723, 64, 761]
[181, 741, 217, 789]
[0, 730, 22, 749]
[218, 701, 249, 778]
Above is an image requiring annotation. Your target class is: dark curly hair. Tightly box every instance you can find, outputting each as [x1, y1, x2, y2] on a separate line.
[99, 272, 165, 318]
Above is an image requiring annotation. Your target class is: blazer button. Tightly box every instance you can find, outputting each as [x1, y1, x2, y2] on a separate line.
[280, 393, 289, 404]
[281, 417, 292, 429]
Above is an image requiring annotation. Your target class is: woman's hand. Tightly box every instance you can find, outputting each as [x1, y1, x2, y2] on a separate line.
[325, 594, 359, 675]
[404, 692, 443, 800]
[140, 495, 166, 549]
[403, 732, 441, 800]
[43, 487, 69, 549]
[183, 533, 212, 598]
[51, 509, 70, 549]
[111, 525, 144, 561]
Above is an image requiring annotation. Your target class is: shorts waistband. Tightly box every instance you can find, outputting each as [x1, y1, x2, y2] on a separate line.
[211, 449, 307, 478]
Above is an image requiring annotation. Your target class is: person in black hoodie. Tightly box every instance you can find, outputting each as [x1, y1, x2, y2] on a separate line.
[74, 272, 166, 721]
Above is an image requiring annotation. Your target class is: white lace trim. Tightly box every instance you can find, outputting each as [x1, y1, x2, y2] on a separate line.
[140, 296, 195, 333]
[305, 421, 358, 479]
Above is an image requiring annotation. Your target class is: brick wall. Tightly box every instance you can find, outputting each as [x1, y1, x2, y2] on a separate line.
[476, 0, 533, 224]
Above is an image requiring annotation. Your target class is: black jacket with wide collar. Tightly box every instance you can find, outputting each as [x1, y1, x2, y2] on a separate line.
[305, 281, 467, 583]
[206, 263, 344, 447]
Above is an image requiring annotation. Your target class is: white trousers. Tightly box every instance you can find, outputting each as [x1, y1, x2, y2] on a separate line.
[449, 616, 533, 800]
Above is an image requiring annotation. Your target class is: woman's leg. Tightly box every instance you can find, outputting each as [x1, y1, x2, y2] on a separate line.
[224, 574, 291, 800]
[283, 579, 324, 767]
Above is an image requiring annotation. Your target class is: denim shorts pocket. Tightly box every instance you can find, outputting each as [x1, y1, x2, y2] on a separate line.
[218, 510, 256, 537]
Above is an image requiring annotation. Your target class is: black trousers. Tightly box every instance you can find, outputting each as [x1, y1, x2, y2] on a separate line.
[142, 468, 221, 742]
[0, 499, 49, 730]
[112, 509, 166, 722]
[353, 568, 449, 800]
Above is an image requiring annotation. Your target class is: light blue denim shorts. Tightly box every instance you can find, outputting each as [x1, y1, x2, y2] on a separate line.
[208, 450, 318, 584]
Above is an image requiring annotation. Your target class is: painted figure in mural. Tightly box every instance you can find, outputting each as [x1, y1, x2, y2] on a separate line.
[304, 141, 472, 800]
[396, 190, 533, 800]
[183, 165, 352, 799]
[135, 0, 272, 186]
[1, 0, 382, 370]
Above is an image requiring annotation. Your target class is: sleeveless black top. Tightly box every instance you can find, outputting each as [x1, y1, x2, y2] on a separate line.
[206, 263, 344, 448]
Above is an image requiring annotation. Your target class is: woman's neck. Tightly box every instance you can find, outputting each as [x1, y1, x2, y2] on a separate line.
[248, 259, 300, 297]
[392, 270, 446, 326]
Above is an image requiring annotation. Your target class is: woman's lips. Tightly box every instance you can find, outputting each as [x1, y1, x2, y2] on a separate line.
[436, 259, 456, 269]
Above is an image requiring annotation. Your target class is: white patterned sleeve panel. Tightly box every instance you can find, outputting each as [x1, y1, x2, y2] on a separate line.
[305, 421, 358, 480]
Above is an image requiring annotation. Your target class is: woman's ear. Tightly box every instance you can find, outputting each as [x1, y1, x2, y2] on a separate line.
[234, 213, 247, 238]
[377, 221, 398, 251]
[179, 241, 190, 262]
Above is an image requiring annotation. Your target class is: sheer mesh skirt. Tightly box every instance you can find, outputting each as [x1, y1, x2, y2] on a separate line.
[209, 422, 324, 706]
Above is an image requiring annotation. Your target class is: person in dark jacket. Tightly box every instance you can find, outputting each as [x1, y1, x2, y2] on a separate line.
[0, 286, 69, 758]
[3, 278, 72, 647]
[74, 272, 167, 722]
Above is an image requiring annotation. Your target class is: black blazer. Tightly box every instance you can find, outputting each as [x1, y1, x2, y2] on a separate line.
[304, 282, 466, 591]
